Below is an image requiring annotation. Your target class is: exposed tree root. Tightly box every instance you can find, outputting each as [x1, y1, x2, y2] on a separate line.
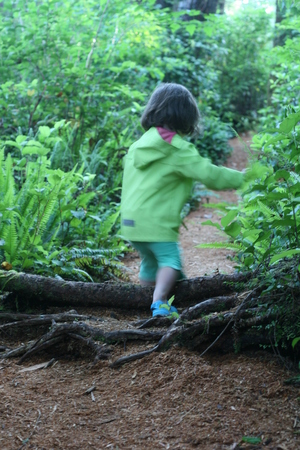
[1, 320, 163, 364]
[0, 310, 103, 332]
[0, 279, 280, 367]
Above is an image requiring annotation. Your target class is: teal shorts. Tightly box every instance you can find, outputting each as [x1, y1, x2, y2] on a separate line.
[131, 241, 185, 282]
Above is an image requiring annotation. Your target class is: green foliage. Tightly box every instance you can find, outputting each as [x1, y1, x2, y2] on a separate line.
[200, 110, 300, 353]
[258, 11, 300, 129]
[0, 126, 125, 280]
[237, 114, 300, 271]
[0, 0, 297, 298]
[0, 0, 162, 149]
[205, 10, 273, 130]
[242, 436, 262, 445]
[193, 110, 233, 164]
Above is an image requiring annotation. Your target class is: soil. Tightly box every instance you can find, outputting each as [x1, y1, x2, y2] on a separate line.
[1, 134, 300, 450]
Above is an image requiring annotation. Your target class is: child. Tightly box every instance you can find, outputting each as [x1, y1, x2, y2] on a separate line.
[121, 83, 244, 317]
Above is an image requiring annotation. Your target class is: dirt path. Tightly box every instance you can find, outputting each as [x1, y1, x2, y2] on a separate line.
[1, 134, 300, 449]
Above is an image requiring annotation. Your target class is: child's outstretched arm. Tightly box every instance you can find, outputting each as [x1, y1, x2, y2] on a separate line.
[177, 152, 244, 191]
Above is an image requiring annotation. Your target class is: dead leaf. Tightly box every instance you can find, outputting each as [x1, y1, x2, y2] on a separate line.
[1, 261, 12, 271]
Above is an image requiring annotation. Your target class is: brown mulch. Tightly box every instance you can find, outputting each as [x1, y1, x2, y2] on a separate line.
[1, 133, 300, 450]
[0, 348, 299, 449]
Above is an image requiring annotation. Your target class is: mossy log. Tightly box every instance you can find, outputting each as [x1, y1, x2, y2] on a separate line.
[0, 270, 249, 310]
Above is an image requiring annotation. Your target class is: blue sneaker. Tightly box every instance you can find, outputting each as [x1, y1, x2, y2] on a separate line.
[151, 300, 179, 317]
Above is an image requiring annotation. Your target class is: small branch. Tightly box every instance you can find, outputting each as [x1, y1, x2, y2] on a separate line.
[0, 312, 103, 332]
[17, 409, 41, 450]
[85, 0, 110, 69]
[110, 345, 159, 368]
[28, 87, 46, 130]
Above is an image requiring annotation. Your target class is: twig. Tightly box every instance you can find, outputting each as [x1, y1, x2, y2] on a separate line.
[85, 0, 110, 69]
[17, 409, 41, 450]
[175, 406, 196, 425]
[110, 345, 159, 368]
[199, 289, 258, 357]
[28, 87, 46, 130]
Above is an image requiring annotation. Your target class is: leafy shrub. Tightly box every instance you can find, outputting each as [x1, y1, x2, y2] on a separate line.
[258, 15, 300, 130]
[193, 109, 233, 164]
[198, 111, 300, 352]
[0, 125, 125, 280]
[207, 9, 272, 130]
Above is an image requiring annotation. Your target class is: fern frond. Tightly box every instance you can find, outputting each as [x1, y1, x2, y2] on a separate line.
[257, 200, 281, 220]
[14, 195, 37, 253]
[0, 148, 6, 191]
[36, 190, 60, 242]
[1, 155, 16, 209]
[196, 242, 240, 250]
[2, 210, 20, 263]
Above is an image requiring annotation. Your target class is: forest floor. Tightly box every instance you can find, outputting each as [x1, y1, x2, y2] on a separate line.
[1, 134, 300, 450]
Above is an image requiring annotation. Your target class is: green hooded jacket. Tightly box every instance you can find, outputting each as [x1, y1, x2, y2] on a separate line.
[121, 127, 243, 242]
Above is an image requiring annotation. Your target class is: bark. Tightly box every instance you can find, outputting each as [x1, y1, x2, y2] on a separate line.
[155, 0, 222, 20]
[1, 321, 163, 364]
[0, 311, 102, 332]
[0, 270, 249, 310]
[274, 0, 289, 47]
[218, 0, 225, 14]
[111, 306, 276, 367]
[0, 286, 278, 366]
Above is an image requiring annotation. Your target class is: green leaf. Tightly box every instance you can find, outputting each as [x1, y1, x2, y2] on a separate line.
[221, 210, 238, 228]
[16, 135, 28, 144]
[186, 24, 196, 36]
[278, 112, 300, 133]
[196, 242, 240, 250]
[270, 249, 300, 264]
[292, 337, 300, 349]
[201, 220, 222, 231]
[242, 436, 262, 444]
[38, 126, 51, 138]
[22, 146, 50, 156]
[71, 210, 86, 219]
[274, 169, 290, 181]
[3, 140, 21, 149]
[265, 134, 289, 145]
[224, 221, 241, 238]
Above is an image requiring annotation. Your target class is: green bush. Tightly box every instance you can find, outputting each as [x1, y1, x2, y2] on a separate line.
[198, 111, 300, 352]
[193, 109, 232, 164]
[207, 9, 272, 131]
[0, 125, 125, 280]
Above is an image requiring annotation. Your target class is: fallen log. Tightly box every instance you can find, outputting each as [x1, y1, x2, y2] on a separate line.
[0, 270, 250, 310]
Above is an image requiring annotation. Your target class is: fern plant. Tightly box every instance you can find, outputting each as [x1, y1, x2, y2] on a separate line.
[0, 125, 126, 281]
[0, 127, 94, 269]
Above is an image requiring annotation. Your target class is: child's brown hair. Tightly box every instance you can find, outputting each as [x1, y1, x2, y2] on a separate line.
[141, 83, 200, 136]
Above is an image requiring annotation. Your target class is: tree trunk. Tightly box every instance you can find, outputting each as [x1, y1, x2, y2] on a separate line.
[218, 0, 225, 14]
[0, 270, 249, 310]
[274, 0, 289, 47]
[155, 0, 222, 20]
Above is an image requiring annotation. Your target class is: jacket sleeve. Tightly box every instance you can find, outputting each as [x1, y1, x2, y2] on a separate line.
[174, 142, 244, 190]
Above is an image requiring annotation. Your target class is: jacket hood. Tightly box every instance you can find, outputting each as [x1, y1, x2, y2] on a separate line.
[131, 128, 172, 170]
